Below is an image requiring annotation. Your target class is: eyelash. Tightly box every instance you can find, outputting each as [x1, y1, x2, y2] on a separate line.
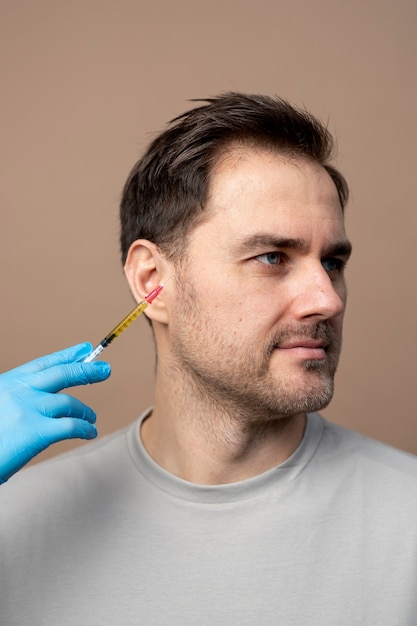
[255, 252, 287, 266]
[321, 257, 347, 275]
[254, 252, 347, 275]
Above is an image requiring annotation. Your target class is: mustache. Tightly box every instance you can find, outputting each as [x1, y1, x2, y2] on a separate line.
[265, 322, 339, 354]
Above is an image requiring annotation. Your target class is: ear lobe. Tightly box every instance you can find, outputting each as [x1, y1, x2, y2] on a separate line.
[123, 240, 169, 324]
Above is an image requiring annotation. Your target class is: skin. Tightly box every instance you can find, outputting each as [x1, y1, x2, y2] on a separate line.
[124, 148, 352, 485]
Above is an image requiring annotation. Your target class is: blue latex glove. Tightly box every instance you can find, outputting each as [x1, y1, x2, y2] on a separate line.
[0, 342, 111, 483]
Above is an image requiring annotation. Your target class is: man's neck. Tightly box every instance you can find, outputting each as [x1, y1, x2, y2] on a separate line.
[141, 377, 307, 485]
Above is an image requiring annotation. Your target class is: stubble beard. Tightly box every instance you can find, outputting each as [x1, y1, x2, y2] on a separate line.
[169, 277, 341, 425]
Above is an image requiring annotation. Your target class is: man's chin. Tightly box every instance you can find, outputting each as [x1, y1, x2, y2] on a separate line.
[270, 371, 335, 415]
[301, 377, 335, 412]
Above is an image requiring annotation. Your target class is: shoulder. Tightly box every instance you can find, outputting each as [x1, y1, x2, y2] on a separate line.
[321, 416, 417, 468]
[312, 415, 417, 498]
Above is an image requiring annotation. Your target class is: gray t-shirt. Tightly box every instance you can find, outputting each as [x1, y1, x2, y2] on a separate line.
[1, 411, 417, 625]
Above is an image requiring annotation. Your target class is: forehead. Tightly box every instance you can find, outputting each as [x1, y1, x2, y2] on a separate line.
[194, 148, 347, 248]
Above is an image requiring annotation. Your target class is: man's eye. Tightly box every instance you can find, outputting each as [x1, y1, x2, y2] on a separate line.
[322, 257, 344, 273]
[256, 252, 284, 266]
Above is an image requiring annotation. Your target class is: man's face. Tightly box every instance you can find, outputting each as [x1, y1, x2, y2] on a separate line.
[167, 148, 351, 421]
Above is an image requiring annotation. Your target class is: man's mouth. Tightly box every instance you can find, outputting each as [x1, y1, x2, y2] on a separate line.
[274, 339, 328, 360]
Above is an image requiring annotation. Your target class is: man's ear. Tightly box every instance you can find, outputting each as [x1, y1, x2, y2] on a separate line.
[123, 240, 170, 324]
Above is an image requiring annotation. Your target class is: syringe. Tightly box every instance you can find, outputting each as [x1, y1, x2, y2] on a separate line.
[82, 283, 165, 363]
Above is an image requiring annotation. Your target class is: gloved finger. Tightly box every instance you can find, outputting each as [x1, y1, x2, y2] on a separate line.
[0, 417, 98, 482]
[38, 416, 98, 444]
[4, 343, 93, 377]
[30, 361, 111, 393]
[35, 393, 97, 423]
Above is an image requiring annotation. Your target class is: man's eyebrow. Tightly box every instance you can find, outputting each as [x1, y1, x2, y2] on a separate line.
[232, 233, 352, 258]
[324, 241, 353, 258]
[233, 234, 308, 253]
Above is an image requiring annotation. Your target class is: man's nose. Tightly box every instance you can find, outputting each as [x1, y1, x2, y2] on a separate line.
[292, 264, 346, 321]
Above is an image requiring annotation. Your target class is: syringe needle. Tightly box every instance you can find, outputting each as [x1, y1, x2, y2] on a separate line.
[82, 282, 165, 363]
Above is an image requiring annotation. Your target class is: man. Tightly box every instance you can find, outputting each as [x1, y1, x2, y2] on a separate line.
[1, 93, 417, 625]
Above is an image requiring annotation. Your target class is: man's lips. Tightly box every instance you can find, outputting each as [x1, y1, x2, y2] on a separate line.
[274, 339, 329, 359]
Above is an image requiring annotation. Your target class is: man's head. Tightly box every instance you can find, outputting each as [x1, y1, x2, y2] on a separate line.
[120, 92, 348, 266]
[120, 93, 351, 421]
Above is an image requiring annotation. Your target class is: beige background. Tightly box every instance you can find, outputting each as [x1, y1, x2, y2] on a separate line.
[0, 0, 416, 464]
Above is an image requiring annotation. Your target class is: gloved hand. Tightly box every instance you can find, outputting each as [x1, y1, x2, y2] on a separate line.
[0, 342, 111, 483]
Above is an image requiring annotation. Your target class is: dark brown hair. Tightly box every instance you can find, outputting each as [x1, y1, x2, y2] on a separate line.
[120, 92, 348, 263]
